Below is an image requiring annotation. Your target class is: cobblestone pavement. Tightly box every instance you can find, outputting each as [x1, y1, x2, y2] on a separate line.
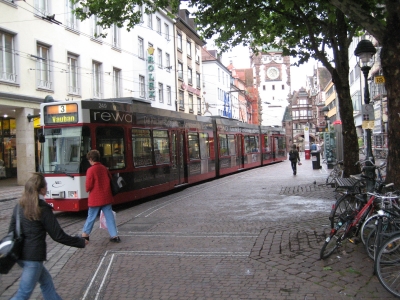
[0, 156, 396, 299]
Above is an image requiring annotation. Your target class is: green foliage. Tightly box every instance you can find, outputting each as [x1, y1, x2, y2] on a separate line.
[72, 0, 179, 32]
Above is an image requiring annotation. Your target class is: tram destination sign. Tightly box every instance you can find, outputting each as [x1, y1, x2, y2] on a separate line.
[44, 104, 78, 124]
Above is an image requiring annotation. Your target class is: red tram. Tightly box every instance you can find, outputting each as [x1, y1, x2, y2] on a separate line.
[39, 98, 286, 211]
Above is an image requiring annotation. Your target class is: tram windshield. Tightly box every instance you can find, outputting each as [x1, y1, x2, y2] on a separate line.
[41, 126, 91, 174]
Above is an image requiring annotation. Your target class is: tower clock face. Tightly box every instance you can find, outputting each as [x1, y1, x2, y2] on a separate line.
[267, 67, 279, 79]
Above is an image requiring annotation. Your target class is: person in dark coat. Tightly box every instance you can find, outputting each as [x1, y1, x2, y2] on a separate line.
[288, 144, 301, 175]
[81, 150, 120, 243]
[8, 173, 87, 300]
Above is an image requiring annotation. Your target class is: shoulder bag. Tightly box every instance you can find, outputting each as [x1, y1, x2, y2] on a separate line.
[0, 205, 24, 274]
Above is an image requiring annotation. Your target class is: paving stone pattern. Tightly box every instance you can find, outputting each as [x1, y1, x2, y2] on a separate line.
[0, 158, 396, 299]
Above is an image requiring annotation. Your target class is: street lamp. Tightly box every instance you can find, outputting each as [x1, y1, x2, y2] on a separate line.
[354, 39, 377, 189]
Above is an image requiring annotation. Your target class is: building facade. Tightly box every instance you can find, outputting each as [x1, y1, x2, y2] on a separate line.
[0, 0, 178, 182]
[250, 49, 291, 126]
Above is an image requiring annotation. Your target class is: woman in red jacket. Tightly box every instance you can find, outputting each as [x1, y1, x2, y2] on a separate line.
[81, 150, 121, 243]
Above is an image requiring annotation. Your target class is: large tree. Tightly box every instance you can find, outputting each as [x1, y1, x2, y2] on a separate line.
[327, 0, 400, 190]
[189, 0, 362, 175]
[73, 0, 398, 181]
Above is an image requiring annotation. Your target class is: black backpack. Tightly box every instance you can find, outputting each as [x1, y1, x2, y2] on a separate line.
[289, 150, 297, 161]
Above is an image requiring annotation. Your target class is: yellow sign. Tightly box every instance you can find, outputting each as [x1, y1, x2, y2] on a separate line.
[375, 76, 385, 84]
[362, 120, 375, 129]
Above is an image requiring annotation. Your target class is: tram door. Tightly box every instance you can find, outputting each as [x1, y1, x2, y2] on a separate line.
[237, 135, 244, 169]
[171, 130, 187, 185]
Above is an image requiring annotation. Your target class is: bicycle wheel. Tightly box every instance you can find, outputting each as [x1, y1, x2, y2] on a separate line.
[320, 221, 348, 259]
[361, 214, 379, 245]
[375, 233, 400, 297]
[367, 220, 400, 261]
[329, 194, 360, 229]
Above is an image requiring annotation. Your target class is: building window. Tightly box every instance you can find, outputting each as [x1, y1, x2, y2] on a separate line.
[92, 61, 102, 98]
[263, 85, 265, 90]
[158, 83, 163, 103]
[139, 75, 145, 98]
[156, 17, 161, 34]
[91, 15, 102, 39]
[195, 46, 200, 63]
[272, 85, 275, 90]
[113, 68, 121, 97]
[147, 14, 152, 29]
[0, 32, 17, 83]
[218, 68, 220, 82]
[197, 97, 201, 115]
[157, 48, 162, 68]
[189, 94, 193, 112]
[35, 0, 49, 16]
[165, 53, 171, 72]
[187, 40, 192, 57]
[164, 23, 169, 40]
[167, 86, 171, 105]
[112, 24, 120, 48]
[188, 68, 192, 85]
[282, 85, 285, 90]
[138, 37, 144, 59]
[138, 5, 144, 22]
[67, 53, 79, 95]
[196, 72, 200, 88]
[66, 0, 77, 29]
[178, 62, 183, 80]
[36, 44, 52, 90]
[177, 33, 182, 50]
[179, 90, 184, 109]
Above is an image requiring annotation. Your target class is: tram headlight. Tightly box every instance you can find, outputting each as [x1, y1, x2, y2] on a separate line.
[68, 191, 78, 198]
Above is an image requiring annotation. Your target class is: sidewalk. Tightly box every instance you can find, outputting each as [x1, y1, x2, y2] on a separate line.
[1, 157, 395, 299]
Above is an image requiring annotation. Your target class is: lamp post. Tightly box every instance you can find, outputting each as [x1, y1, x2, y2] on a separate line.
[354, 39, 377, 190]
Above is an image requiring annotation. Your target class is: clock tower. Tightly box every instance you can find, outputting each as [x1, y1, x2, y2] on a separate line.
[251, 49, 291, 126]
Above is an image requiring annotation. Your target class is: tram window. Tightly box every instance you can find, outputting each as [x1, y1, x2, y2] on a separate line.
[228, 135, 236, 155]
[153, 130, 170, 164]
[264, 136, 269, 152]
[188, 133, 200, 160]
[96, 127, 125, 170]
[132, 129, 152, 167]
[42, 127, 86, 174]
[219, 134, 228, 156]
[199, 133, 209, 159]
[245, 135, 259, 153]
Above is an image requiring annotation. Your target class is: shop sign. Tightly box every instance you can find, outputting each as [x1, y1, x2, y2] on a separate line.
[181, 82, 200, 96]
[147, 47, 156, 99]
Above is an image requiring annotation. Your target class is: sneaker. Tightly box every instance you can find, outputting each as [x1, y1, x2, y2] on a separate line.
[294, 171, 296, 175]
[110, 236, 121, 243]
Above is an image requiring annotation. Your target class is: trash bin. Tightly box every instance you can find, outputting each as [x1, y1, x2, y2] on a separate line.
[305, 149, 311, 160]
[311, 151, 321, 169]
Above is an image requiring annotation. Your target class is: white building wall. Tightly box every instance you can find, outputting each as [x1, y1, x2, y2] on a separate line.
[0, 0, 176, 110]
[202, 62, 231, 117]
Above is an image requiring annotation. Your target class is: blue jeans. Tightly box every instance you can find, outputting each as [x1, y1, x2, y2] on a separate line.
[11, 260, 62, 300]
[82, 204, 118, 237]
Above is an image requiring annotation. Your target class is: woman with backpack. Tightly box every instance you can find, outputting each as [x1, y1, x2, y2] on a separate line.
[288, 144, 301, 175]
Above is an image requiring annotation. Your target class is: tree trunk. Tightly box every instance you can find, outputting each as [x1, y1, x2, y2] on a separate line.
[381, 3, 400, 188]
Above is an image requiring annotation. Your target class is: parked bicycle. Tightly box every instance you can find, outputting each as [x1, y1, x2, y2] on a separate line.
[320, 183, 394, 259]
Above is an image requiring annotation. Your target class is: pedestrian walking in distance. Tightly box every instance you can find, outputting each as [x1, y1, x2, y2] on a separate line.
[288, 144, 301, 175]
[82, 150, 121, 243]
[9, 173, 87, 300]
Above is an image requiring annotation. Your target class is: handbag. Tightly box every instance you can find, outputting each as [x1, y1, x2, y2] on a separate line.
[0, 205, 23, 274]
[110, 176, 126, 196]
